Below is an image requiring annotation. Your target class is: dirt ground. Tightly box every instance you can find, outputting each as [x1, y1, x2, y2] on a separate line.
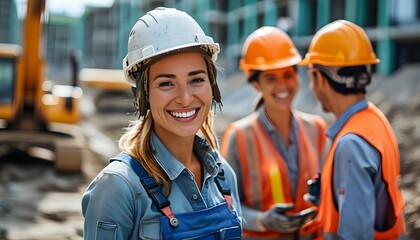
[0, 132, 108, 240]
[0, 91, 131, 240]
[0, 72, 419, 239]
[385, 93, 420, 239]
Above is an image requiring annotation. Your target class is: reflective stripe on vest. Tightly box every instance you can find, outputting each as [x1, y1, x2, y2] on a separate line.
[223, 111, 326, 238]
[318, 103, 405, 239]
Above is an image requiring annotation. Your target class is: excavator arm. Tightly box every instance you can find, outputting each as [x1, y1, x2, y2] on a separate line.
[22, 0, 45, 115]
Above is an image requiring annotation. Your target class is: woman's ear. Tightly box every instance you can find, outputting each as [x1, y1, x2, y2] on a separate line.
[251, 80, 261, 92]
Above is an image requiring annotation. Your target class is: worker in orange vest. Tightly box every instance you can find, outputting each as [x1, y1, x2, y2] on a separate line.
[300, 20, 406, 239]
[221, 26, 327, 239]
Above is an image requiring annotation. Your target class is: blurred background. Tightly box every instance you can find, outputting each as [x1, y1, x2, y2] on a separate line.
[0, 0, 420, 239]
[4, 0, 420, 79]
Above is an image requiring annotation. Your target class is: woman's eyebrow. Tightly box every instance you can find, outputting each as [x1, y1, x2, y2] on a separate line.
[262, 73, 276, 77]
[188, 70, 207, 76]
[153, 70, 207, 80]
[154, 73, 175, 80]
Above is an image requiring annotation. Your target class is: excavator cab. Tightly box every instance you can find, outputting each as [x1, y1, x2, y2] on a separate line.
[0, 44, 22, 122]
[0, 0, 84, 172]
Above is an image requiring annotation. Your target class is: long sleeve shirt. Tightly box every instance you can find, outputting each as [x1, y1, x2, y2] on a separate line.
[82, 132, 242, 240]
[326, 98, 393, 239]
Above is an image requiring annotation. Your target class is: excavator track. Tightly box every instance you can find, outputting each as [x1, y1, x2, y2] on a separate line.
[0, 123, 85, 172]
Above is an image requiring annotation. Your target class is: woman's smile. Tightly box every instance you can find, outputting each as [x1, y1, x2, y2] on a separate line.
[169, 108, 198, 119]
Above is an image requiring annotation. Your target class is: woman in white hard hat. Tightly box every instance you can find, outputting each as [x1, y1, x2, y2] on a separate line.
[82, 7, 242, 239]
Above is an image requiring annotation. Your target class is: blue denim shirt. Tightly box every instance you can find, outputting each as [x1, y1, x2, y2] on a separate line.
[82, 132, 242, 240]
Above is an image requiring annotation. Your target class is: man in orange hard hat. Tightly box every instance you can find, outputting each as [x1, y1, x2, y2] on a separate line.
[300, 19, 406, 239]
[221, 26, 327, 239]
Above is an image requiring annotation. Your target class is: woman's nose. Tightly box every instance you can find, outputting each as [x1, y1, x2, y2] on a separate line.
[175, 85, 193, 105]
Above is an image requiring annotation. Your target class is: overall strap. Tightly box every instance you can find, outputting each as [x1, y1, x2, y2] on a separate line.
[214, 168, 233, 209]
[110, 153, 178, 227]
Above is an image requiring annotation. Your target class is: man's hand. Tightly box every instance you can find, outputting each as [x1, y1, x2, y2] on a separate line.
[288, 207, 317, 226]
[259, 203, 301, 233]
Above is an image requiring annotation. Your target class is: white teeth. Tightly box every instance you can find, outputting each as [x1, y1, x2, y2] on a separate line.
[170, 110, 196, 118]
[275, 92, 289, 99]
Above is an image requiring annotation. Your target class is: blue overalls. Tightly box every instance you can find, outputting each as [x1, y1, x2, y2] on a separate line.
[112, 153, 242, 239]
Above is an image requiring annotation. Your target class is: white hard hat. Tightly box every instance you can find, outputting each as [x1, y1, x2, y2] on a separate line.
[122, 7, 220, 84]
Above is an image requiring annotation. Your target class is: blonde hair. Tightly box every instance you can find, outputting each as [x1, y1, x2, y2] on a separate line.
[120, 48, 221, 196]
[121, 59, 221, 196]
[118, 111, 218, 196]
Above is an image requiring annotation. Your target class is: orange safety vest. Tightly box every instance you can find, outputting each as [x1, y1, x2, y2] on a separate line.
[221, 111, 326, 239]
[318, 103, 405, 239]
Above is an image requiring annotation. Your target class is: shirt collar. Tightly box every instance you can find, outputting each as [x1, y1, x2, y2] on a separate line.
[150, 131, 220, 180]
[257, 105, 298, 137]
[257, 106, 276, 133]
[326, 98, 368, 142]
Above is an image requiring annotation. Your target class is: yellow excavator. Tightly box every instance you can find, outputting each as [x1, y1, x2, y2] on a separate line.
[79, 67, 132, 111]
[0, 0, 84, 171]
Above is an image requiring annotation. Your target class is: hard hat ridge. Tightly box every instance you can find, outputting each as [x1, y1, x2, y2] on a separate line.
[123, 7, 220, 84]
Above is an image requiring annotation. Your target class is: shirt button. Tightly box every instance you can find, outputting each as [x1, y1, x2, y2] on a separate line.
[191, 194, 198, 200]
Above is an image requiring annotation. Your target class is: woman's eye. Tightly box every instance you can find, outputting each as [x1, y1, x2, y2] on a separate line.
[264, 76, 277, 82]
[158, 81, 174, 87]
[284, 72, 295, 79]
[191, 78, 206, 84]
[284, 74, 293, 79]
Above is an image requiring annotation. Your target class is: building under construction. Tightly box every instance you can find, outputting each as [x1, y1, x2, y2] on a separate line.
[2, 0, 418, 77]
[79, 0, 420, 77]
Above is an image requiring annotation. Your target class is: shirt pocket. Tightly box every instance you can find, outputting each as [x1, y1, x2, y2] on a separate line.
[96, 221, 117, 240]
[139, 217, 161, 240]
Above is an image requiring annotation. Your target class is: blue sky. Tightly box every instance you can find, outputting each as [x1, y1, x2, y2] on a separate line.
[47, 0, 114, 17]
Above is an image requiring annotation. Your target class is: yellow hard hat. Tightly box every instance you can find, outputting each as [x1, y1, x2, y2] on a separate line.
[239, 26, 302, 77]
[300, 20, 380, 66]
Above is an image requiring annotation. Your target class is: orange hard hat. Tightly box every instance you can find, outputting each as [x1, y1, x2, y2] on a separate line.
[300, 20, 380, 66]
[239, 26, 302, 77]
